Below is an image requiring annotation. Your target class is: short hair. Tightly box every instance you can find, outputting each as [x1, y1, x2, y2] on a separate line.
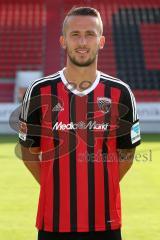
[62, 6, 103, 36]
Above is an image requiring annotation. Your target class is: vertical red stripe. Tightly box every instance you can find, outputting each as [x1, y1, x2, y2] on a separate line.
[37, 85, 54, 231]
[107, 87, 121, 229]
[94, 83, 106, 231]
[40, 86, 53, 155]
[76, 95, 89, 231]
[58, 83, 71, 232]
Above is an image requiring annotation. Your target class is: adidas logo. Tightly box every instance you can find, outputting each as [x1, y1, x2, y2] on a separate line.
[52, 103, 64, 112]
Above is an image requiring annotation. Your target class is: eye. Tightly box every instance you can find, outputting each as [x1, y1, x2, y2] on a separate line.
[86, 32, 96, 37]
[71, 33, 79, 36]
[88, 33, 94, 35]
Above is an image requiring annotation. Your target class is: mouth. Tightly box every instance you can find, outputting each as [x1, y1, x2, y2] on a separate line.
[75, 49, 89, 54]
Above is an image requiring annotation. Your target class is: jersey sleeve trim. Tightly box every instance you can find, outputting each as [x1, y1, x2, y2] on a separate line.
[100, 74, 137, 122]
[21, 73, 60, 121]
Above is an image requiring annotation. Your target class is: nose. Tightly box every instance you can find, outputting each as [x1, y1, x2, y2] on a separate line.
[79, 36, 87, 46]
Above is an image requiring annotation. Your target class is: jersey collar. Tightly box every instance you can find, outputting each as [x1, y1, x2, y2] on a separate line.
[59, 68, 100, 96]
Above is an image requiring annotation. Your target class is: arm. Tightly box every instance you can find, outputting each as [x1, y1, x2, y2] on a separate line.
[20, 146, 41, 184]
[118, 147, 135, 181]
[117, 86, 141, 181]
[18, 84, 41, 184]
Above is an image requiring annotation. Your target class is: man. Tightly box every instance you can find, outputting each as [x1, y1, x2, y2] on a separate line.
[19, 6, 141, 240]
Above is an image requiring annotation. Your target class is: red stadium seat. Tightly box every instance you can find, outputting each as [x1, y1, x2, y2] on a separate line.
[0, 1, 45, 80]
[0, 82, 14, 102]
[0, 0, 160, 102]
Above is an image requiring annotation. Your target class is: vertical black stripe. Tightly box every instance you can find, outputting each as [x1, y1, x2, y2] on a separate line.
[41, 218, 44, 231]
[69, 93, 77, 231]
[51, 82, 60, 231]
[102, 80, 111, 230]
[87, 92, 95, 231]
[38, 85, 44, 230]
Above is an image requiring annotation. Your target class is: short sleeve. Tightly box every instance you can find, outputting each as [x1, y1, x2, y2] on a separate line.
[117, 85, 141, 149]
[19, 84, 41, 148]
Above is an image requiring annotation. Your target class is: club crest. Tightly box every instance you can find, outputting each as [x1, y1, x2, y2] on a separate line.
[97, 97, 111, 113]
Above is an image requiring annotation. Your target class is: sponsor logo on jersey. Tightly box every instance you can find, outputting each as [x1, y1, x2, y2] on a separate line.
[131, 121, 141, 144]
[53, 121, 109, 131]
[97, 97, 111, 113]
[19, 120, 27, 141]
[52, 103, 64, 112]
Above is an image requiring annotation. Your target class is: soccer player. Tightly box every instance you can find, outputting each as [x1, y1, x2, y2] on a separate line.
[19, 6, 141, 240]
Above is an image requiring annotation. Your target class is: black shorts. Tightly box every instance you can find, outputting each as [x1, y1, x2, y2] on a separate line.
[38, 229, 122, 240]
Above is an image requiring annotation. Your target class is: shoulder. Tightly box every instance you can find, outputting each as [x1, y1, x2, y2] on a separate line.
[100, 72, 138, 121]
[21, 72, 61, 121]
[26, 71, 61, 94]
[100, 72, 135, 102]
[22, 72, 61, 110]
[100, 72, 132, 93]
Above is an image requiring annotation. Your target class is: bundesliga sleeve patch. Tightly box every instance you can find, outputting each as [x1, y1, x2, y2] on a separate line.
[131, 121, 141, 144]
[19, 120, 27, 141]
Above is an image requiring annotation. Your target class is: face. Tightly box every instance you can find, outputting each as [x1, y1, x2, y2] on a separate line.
[60, 15, 105, 67]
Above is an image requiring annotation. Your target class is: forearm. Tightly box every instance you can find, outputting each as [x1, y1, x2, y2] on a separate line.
[118, 148, 135, 181]
[23, 160, 40, 184]
[20, 146, 41, 184]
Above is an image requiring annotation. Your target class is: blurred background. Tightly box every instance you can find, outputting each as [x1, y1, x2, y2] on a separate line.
[0, 0, 160, 133]
[0, 1, 159, 240]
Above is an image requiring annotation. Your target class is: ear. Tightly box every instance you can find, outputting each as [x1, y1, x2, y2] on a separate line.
[60, 35, 66, 49]
[99, 36, 105, 50]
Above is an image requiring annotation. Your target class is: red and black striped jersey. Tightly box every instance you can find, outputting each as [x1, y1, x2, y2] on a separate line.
[19, 69, 141, 232]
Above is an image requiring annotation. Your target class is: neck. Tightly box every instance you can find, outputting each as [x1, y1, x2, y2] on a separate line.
[63, 60, 98, 92]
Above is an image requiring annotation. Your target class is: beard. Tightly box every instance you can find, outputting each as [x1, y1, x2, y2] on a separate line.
[66, 47, 99, 67]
